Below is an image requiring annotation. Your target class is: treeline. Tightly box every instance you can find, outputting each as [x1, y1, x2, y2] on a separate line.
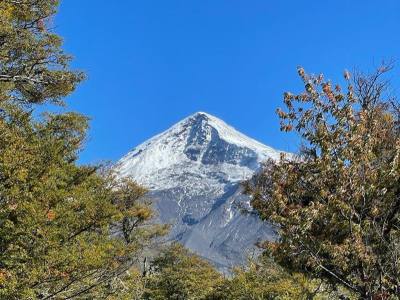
[0, 1, 399, 299]
[141, 243, 343, 299]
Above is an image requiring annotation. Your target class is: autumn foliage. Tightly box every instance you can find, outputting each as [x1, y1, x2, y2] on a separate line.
[246, 64, 400, 299]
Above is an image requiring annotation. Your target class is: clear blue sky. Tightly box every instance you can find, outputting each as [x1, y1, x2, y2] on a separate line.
[55, 1, 400, 164]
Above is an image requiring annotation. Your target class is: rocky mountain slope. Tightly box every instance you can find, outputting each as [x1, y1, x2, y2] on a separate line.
[116, 112, 282, 270]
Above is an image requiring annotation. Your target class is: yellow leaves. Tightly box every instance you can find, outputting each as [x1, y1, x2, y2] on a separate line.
[15, 168, 29, 182]
[0, 3, 14, 21]
[131, 206, 152, 220]
[0, 269, 9, 284]
[382, 112, 393, 123]
[122, 203, 153, 223]
[370, 206, 380, 218]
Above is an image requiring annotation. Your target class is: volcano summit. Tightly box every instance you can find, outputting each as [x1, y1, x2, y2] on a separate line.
[116, 112, 282, 270]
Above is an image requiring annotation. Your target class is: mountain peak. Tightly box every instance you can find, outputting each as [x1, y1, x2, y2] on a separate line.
[190, 111, 212, 118]
[116, 112, 282, 189]
[179, 111, 213, 129]
[185, 111, 226, 124]
[115, 112, 279, 270]
[180, 111, 279, 157]
[180, 111, 220, 129]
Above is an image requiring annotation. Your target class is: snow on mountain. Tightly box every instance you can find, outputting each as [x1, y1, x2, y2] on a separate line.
[115, 112, 281, 270]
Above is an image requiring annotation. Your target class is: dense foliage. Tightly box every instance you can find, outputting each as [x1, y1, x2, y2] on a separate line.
[143, 244, 222, 300]
[0, 1, 165, 299]
[245, 65, 400, 299]
[142, 245, 338, 300]
[2, 1, 399, 299]
[0, 0, 83, 105]
[208, 255, 334, 300]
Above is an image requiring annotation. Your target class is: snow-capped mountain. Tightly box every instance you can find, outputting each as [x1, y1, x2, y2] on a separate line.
[116, 112, 281, 270]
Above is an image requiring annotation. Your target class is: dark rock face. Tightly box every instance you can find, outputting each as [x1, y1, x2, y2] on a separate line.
[184, 114, 259, 168]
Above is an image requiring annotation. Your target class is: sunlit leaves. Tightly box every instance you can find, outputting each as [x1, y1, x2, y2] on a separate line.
[247, 64, 400, 298]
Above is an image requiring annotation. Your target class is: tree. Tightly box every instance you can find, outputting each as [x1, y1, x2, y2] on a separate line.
[207, 255, 334, 300]
[0, 0, 83, 105]
[245, 64, 400, 299]
[143, 243, 222, 300]
[0, 1, 166, 299]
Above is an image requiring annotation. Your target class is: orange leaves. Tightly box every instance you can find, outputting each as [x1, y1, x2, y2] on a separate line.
[276, 108, 288, 119]
[281, 124, 293, 132]
[264, 241, 280, 253]
[297, 66, 305, 78]
[0, 269, 8, 281]
[47, 209, 56, 221]
[322, 83, 335, 101]
[283, 92, 293, 100]
[247, 65, 400, 297]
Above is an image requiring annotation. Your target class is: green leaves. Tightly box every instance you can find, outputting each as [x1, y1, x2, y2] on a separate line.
[143, 244, 223, 300]
[0, 1, 164, 298]
[0, 105, 163, 298]
[0, 0, 83, 105]
[208, 255, 333, 300]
